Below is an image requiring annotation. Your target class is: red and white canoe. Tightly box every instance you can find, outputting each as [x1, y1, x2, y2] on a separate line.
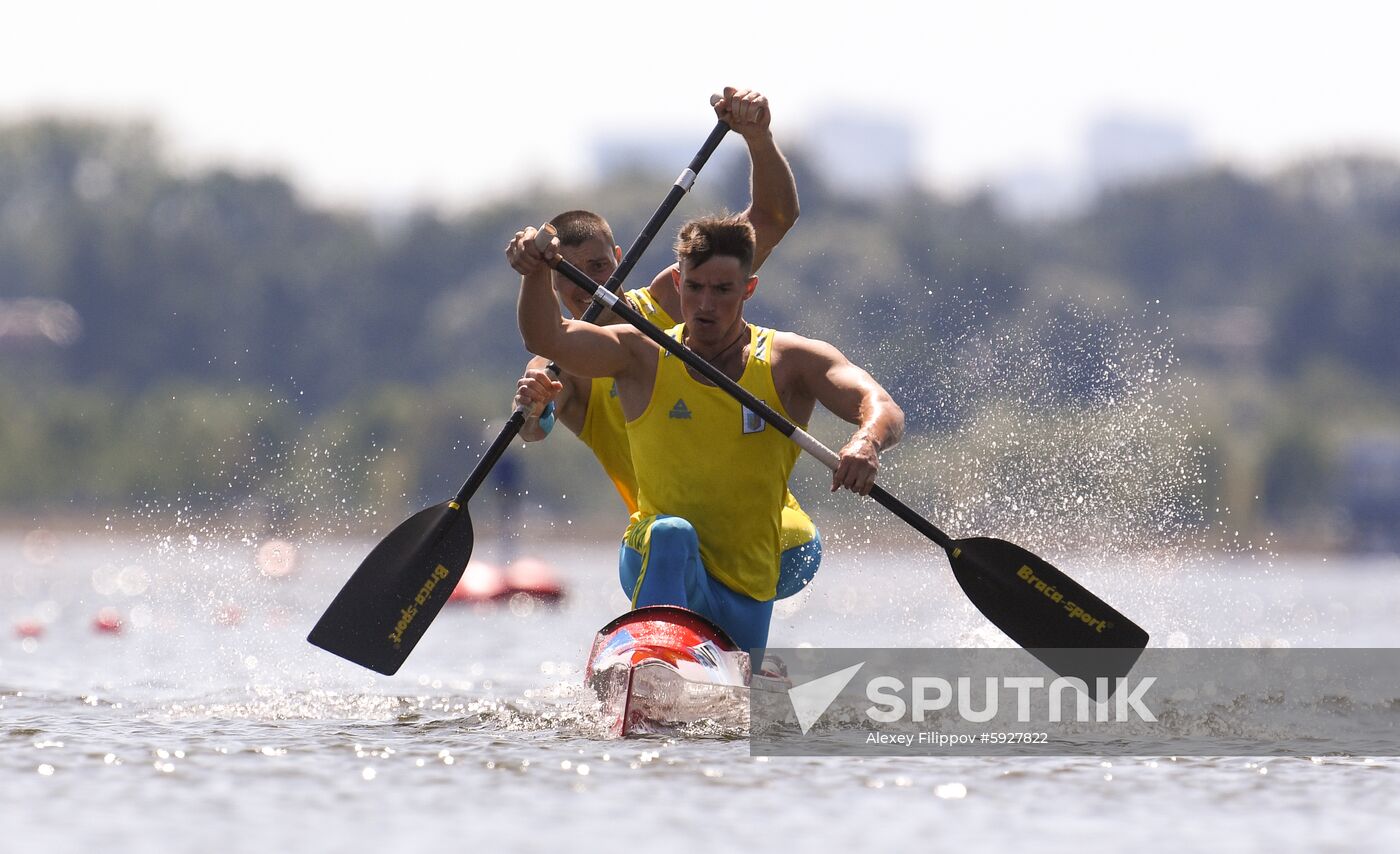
[584, 605, 753, 737]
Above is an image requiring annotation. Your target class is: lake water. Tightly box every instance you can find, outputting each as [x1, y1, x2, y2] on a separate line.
[3, 526, 1399, 853]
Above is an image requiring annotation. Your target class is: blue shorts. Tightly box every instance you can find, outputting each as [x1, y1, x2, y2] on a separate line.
[777, 525, 823, 599]
[618, 515, 824, 652]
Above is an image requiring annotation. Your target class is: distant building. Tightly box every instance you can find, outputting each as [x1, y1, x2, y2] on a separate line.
[592, 111, 918, 200]
[804, 112, 916, 197]
[1085, 113, 1198, 189]
[995, 166, 1090, 219]
[593, 135, 731, 180]
[995, 113, 1199, 219]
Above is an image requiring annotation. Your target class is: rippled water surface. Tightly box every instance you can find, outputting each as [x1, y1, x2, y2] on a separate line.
[3, 529, 1399, 852]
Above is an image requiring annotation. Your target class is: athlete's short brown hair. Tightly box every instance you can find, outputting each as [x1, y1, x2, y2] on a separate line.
[674, 214, 755, 273]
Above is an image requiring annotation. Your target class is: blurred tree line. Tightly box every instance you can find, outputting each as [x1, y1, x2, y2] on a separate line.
[3, 117, 1398, 549]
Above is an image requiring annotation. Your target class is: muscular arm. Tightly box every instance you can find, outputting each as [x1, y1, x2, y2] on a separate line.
[779, 334, 904, 495]
[519, 269, 635, 378]
[512, 226, 643, 380]
[645, 88, 799, 308]
[718, 86, 799, 271]
[741, 128, 800, 271]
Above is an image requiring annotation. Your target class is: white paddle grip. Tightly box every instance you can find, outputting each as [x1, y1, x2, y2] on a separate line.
[792, 427, 841, 471]
[533, 222, 556, 250]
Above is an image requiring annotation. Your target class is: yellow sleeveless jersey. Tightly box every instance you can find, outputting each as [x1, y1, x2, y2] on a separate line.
[579, 292, 817, 557]
[625, 323, 802, 600]
[577, 287, 674, 514]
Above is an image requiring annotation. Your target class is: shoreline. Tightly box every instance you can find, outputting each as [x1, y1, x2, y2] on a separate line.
[1, 509, 1392, 564]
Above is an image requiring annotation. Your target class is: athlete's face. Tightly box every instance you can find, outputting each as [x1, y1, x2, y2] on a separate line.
[674, 254, 757, 347]
[550, 235, 621, 319]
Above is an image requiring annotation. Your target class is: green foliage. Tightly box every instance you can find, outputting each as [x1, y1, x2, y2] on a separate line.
[5, 117, 1400, 536]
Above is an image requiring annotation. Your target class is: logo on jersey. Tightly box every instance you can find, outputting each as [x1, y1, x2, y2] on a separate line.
[669, 399, 692, 420]
[742, 403, 766, 434]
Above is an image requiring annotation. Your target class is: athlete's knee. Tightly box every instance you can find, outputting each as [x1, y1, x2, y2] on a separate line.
[775, 529, 823, 599]
[648, 515, 699, 550]
[618, 542, 643, 592]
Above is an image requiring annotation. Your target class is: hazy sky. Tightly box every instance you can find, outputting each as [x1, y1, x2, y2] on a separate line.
[3, 0, 1395, 208]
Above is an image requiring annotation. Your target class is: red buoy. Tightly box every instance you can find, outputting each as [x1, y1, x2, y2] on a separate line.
[215, 604, 244, 627]
[93, 607, 123, 634]
[256, 538, 299, 579]
[506, 557, 565, 604]
[449, 560, 508, 604]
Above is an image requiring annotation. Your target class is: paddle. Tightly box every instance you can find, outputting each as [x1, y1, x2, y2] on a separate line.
[538, 228, 1151, 684]
[307, 119, 731, 675]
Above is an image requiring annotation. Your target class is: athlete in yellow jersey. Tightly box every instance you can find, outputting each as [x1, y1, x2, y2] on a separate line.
[511, 215, 904, 650]
[510, 89, 823, 600]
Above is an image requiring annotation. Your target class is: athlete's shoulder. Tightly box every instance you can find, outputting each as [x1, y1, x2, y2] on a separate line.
[634, 275, 680, 327]
[769, 328, 838, 359]
[769, 329, 849, 385]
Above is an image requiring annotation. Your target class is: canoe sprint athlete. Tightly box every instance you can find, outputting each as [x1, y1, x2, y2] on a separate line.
[508, 88, 825, 601]
[510, 215, 905, 651]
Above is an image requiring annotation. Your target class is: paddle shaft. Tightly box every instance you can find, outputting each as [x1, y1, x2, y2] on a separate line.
[547, 120, 730, 365]
[453, 409, 528, 506]
[455, 120, 731, 507]
[544, 250, 959, 553]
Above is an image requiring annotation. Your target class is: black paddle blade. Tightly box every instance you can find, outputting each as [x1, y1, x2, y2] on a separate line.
[307, 501, 473, 675]
[947, 537, 1149, 684]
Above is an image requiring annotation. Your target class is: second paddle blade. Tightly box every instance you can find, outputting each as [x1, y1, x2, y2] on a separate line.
[307, 501, 473, 675]
[946, 536, 1149, 677]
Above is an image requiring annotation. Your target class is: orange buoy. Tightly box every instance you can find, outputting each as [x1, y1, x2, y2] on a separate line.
[14, 618, 44, 639]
